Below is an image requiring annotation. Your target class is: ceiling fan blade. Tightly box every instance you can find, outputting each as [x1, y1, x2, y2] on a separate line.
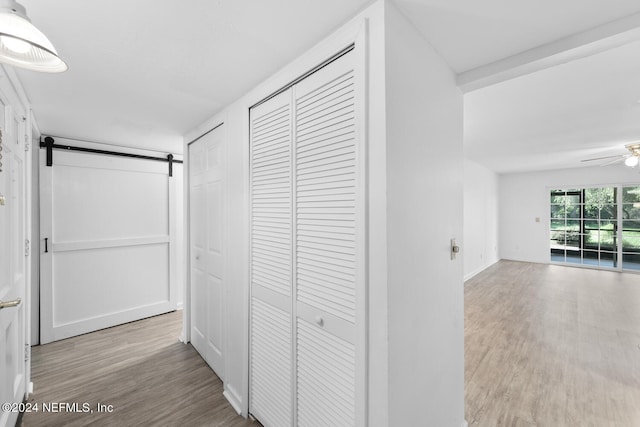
[581, 154, 625, 162]
[600, 156, 627, 166]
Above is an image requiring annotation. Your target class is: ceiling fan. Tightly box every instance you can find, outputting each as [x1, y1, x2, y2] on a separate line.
[581, 143, 640, 167]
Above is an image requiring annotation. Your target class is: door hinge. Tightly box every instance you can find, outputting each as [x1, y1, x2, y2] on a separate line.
[25, 238, 30, 257]
[25, 344, 30, 362]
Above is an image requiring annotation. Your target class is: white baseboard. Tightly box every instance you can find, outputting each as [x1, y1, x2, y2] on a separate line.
[223, 386, 243, 415]
[42, 301, 174, 344]
[464, 259, 499, 282]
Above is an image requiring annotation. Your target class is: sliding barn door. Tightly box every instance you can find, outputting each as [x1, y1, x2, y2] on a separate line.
[39, 140, 179, 343]
[189, 125, 226, 379]
[250, 47, 365, 427]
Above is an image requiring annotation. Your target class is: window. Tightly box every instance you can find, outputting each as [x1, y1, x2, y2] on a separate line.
[622, 186, 640, 270]
[550, 186, 640, 271]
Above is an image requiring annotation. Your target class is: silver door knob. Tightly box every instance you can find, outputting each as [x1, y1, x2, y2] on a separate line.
[451, 238, 461, 260]
[0, 298, 21, 310]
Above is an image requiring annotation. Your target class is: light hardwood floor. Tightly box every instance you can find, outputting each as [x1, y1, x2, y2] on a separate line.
[21, 311, 256, 427]
[465, 260, 640, 426]
[20, 260, 640, 426]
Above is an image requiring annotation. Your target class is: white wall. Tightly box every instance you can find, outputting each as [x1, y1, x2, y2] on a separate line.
[464, 159, 499, 280]
[185, 3, 390, 419]
[499, 165, 640, 263]
[384, 3, 465, 427]
[184, 1, 465, 424]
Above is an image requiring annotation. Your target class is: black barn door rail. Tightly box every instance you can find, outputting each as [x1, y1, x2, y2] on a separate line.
[39, 136, 183, 176]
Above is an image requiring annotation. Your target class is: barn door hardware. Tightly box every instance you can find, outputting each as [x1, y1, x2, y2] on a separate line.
[39, 136, 183, 176]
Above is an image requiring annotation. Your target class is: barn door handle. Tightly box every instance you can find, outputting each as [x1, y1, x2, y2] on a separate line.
[0, 298, 21, 310]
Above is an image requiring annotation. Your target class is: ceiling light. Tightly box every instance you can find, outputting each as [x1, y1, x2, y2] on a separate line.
[0, 0, 67, 72]
[624, 156, 639, 167]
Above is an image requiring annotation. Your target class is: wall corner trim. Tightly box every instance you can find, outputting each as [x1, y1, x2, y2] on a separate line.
[222, 387, 243, 416]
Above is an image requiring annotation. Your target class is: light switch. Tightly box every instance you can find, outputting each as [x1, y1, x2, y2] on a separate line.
[535, 217, 540, 223]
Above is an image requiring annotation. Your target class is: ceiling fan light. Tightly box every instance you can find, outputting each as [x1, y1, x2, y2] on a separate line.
[0, 0, 67, 72]
[624, 156, 639, 167]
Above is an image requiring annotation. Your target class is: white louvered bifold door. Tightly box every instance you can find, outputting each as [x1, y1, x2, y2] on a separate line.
[294, 51, 360, 427]
[250, 48, 363, 427]
[250, 90, 294, 427]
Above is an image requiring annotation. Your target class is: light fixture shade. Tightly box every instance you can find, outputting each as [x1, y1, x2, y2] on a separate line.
[624, 155, 639, 167]
[0, 0, 67, 72]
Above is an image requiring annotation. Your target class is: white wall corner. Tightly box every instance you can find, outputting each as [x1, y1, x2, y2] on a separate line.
[464, 258, 499, 282]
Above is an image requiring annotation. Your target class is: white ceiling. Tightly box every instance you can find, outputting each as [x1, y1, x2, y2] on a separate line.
[465, 40, 640, 173]
[13, 0, 640, 172]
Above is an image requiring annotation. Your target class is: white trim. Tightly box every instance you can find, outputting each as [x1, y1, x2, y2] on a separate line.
[223, 386, 243, 415]
[49, 301, 174, 341]
[354, 18, 369, 427]
[464, 259, 499, 282]
[39, 143, 54, 344]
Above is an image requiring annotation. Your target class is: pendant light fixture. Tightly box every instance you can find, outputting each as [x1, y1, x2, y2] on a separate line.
[0, 0, 67, 72]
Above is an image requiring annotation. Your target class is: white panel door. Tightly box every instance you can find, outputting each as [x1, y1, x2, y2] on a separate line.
[39, 140, 177, 343]
[249, 48, 364, 427]
[0, 108, 27, 427]
[189, 125, 225, 378]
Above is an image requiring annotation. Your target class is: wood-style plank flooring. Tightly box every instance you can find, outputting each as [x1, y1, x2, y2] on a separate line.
[20, 311, 257, 427]
[21, 260, 640, 426]
[465, 260, 640, 426]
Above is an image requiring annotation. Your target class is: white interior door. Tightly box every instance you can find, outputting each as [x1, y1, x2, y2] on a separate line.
[189, 125, 225, 379]
[0, 107, 27, 427]
[292, 50, 362, 427]
[249, 90, 293, 427]
[249, 48, 364, 427]
[39, 139, 178, 343]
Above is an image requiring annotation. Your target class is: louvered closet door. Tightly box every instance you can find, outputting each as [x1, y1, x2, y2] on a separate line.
[250, 48, 362, 427]
[250, 90, 294, 427]
[293, 51, 360, 427]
